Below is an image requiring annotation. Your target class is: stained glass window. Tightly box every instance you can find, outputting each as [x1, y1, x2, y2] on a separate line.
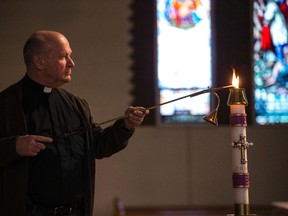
[156, 0, 212, 124]
[253, 0, 288, 124]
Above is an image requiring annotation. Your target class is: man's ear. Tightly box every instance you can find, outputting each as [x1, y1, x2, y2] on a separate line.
[32, 54, 45, 70]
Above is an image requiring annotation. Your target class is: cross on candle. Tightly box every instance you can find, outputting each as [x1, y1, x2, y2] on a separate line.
[233, 134, 253, 165]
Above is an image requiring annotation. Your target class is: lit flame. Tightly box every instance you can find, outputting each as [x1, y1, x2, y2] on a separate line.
[232, 69, 239, 88]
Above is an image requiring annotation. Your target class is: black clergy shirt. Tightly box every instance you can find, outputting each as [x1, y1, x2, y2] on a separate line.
[22, 75, 85, 207]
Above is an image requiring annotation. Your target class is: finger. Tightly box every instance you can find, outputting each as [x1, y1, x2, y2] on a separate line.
[33, 135, 53, 148]
[33, 135, 53, 143]
[132, 109, 148, 116]
[129, 115, 143, 124]
[136, 107, 149, 116]
[132, 110, 144, 117]
[31, 152, 38, 157]
[33, 143, 46, 153]
[34, 148, 40, 153]
[129, 112, 142, 119]
[34, 142, 46, 150]
[133, 106, 148, 113]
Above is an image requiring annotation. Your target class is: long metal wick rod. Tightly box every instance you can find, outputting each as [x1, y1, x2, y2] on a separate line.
[97, 85, 234, 126]
[52, 85, 234, 141]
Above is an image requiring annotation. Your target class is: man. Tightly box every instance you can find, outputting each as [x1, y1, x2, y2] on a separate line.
[0, 30, 149, 216]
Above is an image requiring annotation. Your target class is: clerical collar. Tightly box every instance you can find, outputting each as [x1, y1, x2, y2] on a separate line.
[23, 74, 53, 94]
[43, 86, 52, 93]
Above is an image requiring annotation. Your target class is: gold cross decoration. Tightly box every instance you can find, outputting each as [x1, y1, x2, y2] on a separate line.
[233, 134, 253, 164]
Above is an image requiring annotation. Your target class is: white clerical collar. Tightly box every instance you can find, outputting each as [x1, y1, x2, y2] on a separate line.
[43, 86, 52, 93]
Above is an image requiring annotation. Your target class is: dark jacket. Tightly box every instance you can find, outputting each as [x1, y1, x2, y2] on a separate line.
[0, 78, 134, 216]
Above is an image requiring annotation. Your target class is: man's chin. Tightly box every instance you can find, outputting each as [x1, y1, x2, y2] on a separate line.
[63, 75, 72, 82]
[55, 77, 71, 87]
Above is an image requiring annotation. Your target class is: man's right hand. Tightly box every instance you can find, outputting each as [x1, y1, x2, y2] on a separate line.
[16, 135, 53, 157]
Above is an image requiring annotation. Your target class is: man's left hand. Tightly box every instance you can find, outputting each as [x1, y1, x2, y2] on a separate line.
[123, 106, 149, 130]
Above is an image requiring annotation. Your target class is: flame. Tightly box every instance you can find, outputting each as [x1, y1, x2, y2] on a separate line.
[232, 68, 239, 88]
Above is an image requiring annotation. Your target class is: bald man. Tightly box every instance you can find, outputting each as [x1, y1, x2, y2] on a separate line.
[0, 30, 148, 216]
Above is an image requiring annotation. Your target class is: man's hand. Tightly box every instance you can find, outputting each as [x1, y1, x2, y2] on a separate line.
[16, 135, 53, 157]
[123, 106, 149, 130]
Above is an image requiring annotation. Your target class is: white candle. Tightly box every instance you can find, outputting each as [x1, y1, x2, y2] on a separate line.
[228, 71, 253, 215]
[230, 104, 249, 205]
[230, 104, 245, 114]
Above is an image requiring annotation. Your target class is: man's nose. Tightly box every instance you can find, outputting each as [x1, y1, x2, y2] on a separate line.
[68, 56, 75, 67]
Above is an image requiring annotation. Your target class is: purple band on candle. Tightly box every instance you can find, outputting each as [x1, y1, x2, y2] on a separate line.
[233, 173, 249, 188]
[230, 114, 247, 126]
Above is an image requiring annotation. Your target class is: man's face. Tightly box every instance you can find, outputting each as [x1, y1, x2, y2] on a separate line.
[41, 36, 75, 87]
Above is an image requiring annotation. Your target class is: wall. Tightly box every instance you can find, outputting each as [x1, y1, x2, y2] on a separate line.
[0, 1, 288, 216]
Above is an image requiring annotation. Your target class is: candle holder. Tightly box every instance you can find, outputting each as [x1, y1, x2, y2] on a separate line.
[227, 88, 248, 106]
[227, 88, 254, 216]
